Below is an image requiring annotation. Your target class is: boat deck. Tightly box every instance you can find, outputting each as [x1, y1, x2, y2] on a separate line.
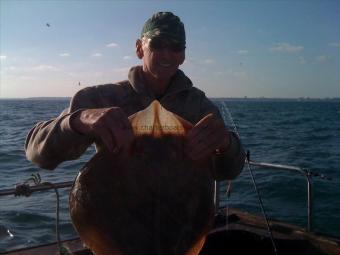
[4, 208, 340, 255]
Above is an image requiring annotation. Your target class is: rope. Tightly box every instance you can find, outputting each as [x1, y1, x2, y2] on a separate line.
[225, 181, 232, 231]
[221, 102, 278, 255]
[246, 151, 278, 254]
[218, 101, 236, 231]
[14, 174, 71, 255]
[307, 170, 333, 181]
[14, 184, 32, 197]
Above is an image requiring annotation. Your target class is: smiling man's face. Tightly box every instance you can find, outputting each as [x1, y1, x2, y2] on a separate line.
[137, 37, 185, 82]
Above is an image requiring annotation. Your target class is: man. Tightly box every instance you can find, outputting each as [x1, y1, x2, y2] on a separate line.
[25, 11, 245, 255]
[25, 12, 244, 180]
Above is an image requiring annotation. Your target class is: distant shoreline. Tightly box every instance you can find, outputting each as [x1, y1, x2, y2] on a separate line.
[0, 97, 72, 100]
[1, 97, 340, 102]
[212, 97, 340, 102]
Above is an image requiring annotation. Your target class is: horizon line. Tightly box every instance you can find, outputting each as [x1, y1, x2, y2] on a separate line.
[1, 96, 340, 100]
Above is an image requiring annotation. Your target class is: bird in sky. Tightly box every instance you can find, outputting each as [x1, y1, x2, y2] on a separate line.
[46, 23, 50, 27]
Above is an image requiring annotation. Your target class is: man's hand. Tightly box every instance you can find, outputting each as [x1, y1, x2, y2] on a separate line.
[185, 113, 231, 160]
[70, 107, 134, 153]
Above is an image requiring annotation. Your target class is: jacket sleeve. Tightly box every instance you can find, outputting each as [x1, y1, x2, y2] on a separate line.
[212, 131, 246, 181]
[25, 88, 96, 170]
[199, 95, 246, 181]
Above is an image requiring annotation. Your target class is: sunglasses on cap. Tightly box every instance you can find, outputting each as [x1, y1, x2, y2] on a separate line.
[148, 37, 186, 53]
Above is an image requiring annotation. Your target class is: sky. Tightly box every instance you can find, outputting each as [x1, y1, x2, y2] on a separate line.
[1, 0, 339, 98]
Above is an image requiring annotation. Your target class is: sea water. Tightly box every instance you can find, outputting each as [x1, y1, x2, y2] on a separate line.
[0, 98, 339, 252]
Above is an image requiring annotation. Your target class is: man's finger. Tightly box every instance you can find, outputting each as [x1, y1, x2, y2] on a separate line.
[106, 111, 134, 153]
[186, 113, 214, 140]
[95, 126, 115, 152]
[187, 137, 216, 160]
[186, 123, 218, 151]
[113, 127, 134, 152]
[186, 128, 226, 160]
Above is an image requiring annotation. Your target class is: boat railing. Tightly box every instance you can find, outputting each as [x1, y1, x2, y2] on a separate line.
[215, 159, 331, 233]
[0, 160, 332, 234]
[0, 181, 73, 197]
[252, 161, 314, 232]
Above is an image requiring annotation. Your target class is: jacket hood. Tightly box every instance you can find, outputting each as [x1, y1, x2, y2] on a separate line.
[128, 66, 193, 99]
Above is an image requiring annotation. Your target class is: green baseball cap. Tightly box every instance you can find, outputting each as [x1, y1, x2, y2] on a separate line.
[141, 12, 186, 47]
